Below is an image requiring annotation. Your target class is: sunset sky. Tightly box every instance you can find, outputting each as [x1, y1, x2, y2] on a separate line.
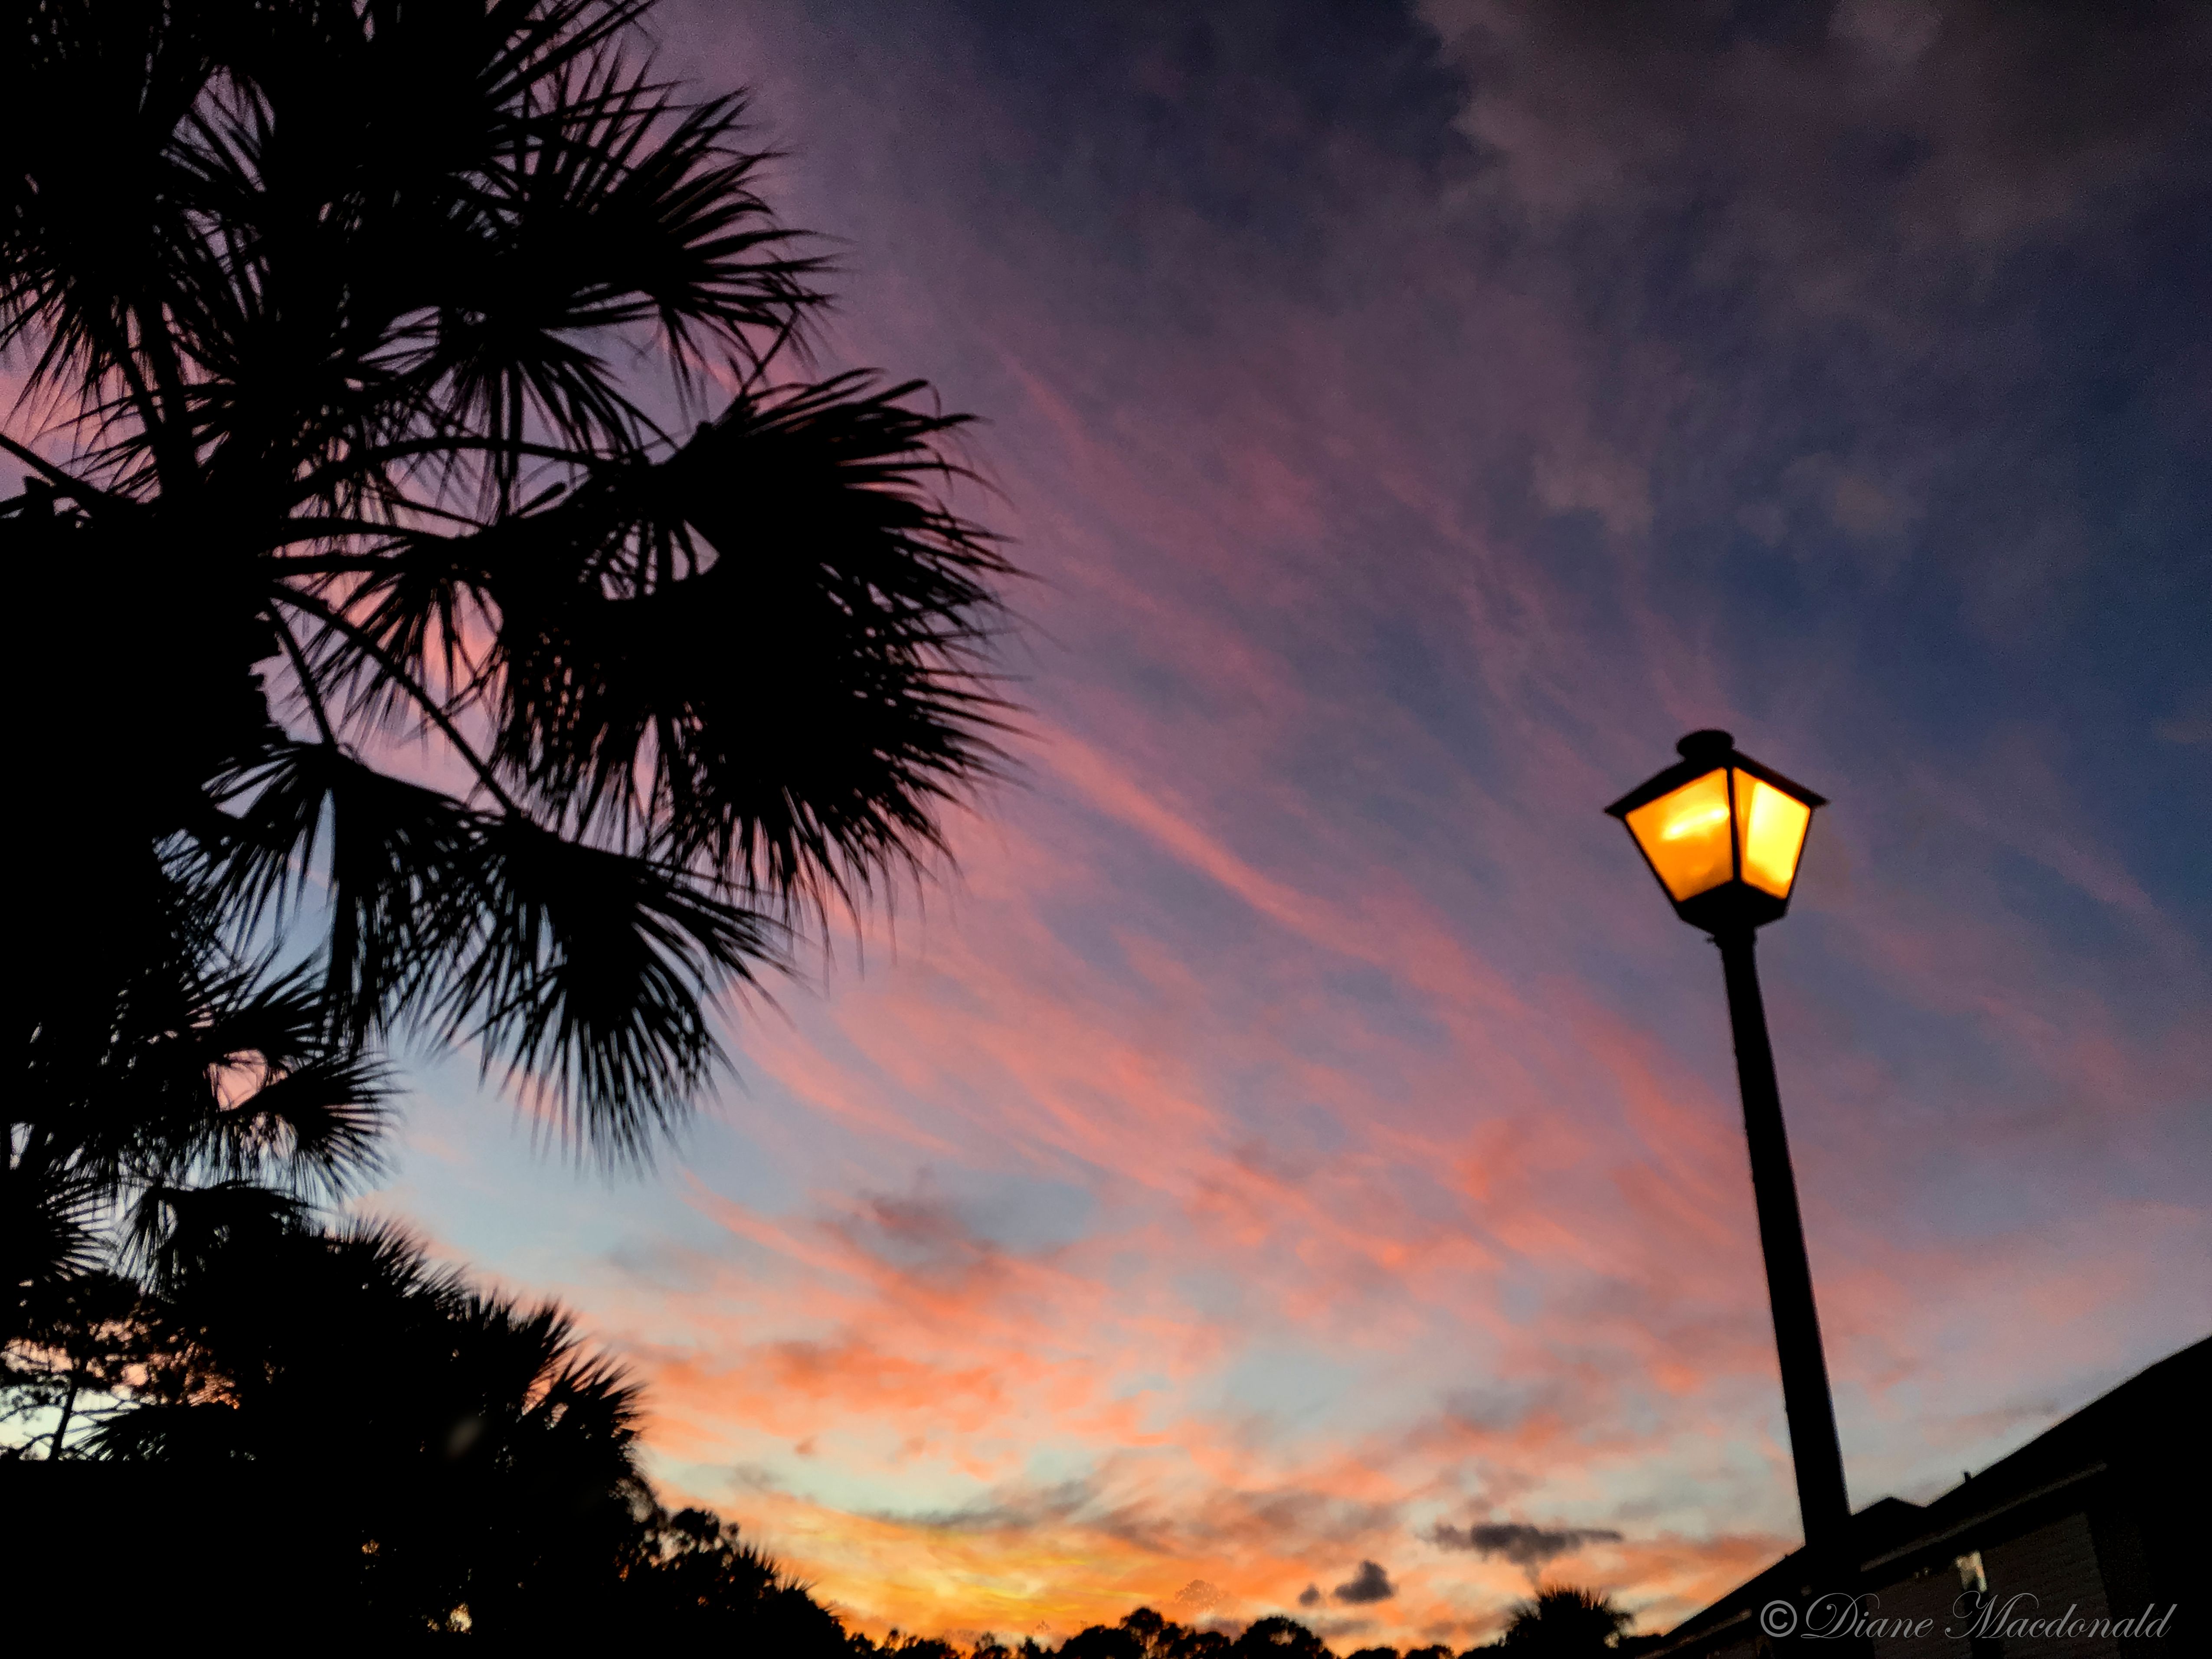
[334, 3, 2205, 1648]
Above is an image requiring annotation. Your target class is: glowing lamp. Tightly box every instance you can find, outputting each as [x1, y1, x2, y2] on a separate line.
[1604, 729, 1825, 934]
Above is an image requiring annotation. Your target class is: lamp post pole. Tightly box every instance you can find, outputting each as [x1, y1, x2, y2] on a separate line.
[1715, 928, 1852, 1557]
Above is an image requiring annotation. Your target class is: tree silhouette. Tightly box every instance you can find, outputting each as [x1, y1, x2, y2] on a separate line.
[1051, 1612, 1342, 1659]
[1492, 1587, 1634, 1656]
[1233, 1616, 1338, 1658]
[1063, 1604, 1426, 1659]
[600, 1503, 856, 1646]
[888, 1641, 964, 1659]
[80, 1194, 647, 1632]
[6, 0, 1014, 1315]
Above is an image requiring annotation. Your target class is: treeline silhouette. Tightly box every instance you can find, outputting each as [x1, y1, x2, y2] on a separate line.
[1049, 1590, 1638, 1659]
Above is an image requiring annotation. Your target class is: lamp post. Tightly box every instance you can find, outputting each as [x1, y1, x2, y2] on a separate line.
[1605, 729, 1851, 1558]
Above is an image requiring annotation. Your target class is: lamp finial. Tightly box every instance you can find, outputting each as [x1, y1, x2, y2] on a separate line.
[1678, 729, 1734, 760]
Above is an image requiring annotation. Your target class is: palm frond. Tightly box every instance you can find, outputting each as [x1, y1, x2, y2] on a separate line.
[430, 818, 779, 1155]
[0, 0, 218, 492]
[124, 1178, 310, 1293]
[205, 740, 480, 1036]
[482, 372, 1017, 906]
[206, 740, 776, 1149]
[1, 1149, 108, 1317]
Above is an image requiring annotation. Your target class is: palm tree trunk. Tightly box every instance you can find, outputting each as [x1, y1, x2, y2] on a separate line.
[49, 1371, 80, 1459]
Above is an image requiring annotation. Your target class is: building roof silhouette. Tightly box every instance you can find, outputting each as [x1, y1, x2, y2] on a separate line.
[1648, 1334, 2209, 1658]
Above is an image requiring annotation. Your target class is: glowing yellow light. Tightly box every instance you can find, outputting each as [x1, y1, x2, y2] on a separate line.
[1734, 772, 1812, 897]
[1662, 803, 1731, 840]
[1624, 769, 1733, 901]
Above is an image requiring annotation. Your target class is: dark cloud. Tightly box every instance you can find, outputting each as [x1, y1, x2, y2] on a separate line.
[1298, 1584, 1323, 1608]
[1428, 1520, 1623, 1572]
[1333, 1561, 1397, 1604]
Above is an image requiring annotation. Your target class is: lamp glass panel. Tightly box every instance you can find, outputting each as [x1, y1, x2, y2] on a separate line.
[1624, 769, 1734, 901]
[1734, 772, 1812, 897]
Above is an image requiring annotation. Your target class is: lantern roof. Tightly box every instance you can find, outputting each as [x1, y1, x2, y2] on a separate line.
[1603, 729, 1827, 822]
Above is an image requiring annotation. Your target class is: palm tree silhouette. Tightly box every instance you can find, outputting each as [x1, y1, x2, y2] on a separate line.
[6, 0, 1014, 1304]
[1493, 1587, 1634, 1655]
[90, 1194, 651, 1631]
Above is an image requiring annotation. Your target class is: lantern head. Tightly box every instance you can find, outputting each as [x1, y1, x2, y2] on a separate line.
[1605, 730, 1826, 934]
